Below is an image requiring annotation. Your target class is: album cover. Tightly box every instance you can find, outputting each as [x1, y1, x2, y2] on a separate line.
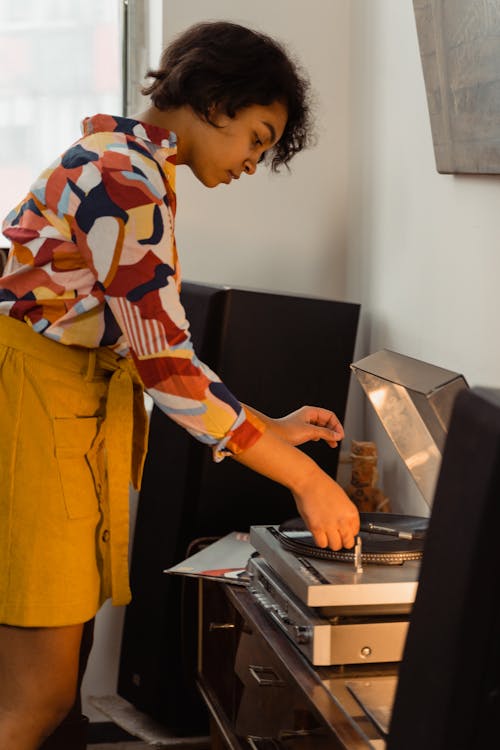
[165, 531, 254, 585]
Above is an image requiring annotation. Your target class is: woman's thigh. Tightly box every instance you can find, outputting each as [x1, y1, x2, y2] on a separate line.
[0, 623, 84, 712]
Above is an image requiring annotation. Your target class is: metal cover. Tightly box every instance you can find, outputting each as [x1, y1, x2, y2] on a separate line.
[351, 350, 468, 507]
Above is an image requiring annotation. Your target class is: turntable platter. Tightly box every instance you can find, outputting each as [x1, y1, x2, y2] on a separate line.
[278, 513, 428, 564]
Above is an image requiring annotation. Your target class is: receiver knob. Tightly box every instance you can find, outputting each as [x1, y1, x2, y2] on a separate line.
[293, 625, 312, 644]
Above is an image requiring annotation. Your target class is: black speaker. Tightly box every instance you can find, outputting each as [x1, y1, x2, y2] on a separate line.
[117, 282, 360, 732]
[387, 387, 500, 749]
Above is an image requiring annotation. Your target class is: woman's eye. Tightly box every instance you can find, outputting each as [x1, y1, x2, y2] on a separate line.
[254, 136, 263, 147]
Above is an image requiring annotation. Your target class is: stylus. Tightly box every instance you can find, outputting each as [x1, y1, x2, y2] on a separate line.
[360, 522, 426, 541]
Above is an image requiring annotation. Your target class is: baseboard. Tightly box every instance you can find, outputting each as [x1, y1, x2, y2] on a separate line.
[88, 695, 210, 748]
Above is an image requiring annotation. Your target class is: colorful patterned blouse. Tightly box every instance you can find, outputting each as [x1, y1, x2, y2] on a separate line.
[0, 114, 265, 459]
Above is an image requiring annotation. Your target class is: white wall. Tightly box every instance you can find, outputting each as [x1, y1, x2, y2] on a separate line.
[82, 490, 141, 721]
[348, 1, 500, 514]
[165, 0, 352, 301]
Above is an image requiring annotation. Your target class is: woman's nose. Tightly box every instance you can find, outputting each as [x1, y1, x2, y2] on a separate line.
[243, 159, 257, 175]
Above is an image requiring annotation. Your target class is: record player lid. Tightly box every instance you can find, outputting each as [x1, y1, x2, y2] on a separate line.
[351, 350, 468, 507]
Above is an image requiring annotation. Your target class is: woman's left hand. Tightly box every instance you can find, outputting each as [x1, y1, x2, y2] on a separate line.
[271, 406, 344, 448]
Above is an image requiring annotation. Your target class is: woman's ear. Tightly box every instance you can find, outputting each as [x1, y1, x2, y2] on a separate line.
[206, 102, 228, 127]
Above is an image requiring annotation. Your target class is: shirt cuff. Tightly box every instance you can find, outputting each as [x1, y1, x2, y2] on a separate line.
[212, 406, 266, 463]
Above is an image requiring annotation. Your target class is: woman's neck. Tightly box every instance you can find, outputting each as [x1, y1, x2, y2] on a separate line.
[132, 105, 194, 164]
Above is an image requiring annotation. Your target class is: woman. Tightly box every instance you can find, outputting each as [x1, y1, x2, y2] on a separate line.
[0, 21, 359, 749]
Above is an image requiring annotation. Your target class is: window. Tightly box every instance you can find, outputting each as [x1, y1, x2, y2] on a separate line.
[0, 0, 122, 241]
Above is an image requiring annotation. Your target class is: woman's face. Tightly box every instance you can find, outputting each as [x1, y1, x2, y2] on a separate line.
[178, 100, 288, 187]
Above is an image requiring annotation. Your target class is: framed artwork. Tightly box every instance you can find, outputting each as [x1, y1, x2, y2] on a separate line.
[413, 0, 500, 174]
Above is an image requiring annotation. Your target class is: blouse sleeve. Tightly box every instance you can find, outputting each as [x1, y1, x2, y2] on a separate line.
[75, 138, 266, 461]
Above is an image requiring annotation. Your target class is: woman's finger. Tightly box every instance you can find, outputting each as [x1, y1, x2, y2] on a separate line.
[309, 408, 344, 438]
[325, 528, 343, 551]
[311, 528, 328, 548]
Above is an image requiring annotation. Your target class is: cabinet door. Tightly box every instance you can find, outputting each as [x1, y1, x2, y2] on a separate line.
[201, 580, 241, 725]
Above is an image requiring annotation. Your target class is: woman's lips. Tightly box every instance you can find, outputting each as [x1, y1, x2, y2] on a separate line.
[222, 170, 240, 185]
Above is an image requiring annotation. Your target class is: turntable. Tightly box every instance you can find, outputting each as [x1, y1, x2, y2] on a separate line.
[248, 350, 468, 667]
[247, 522, 422, 666]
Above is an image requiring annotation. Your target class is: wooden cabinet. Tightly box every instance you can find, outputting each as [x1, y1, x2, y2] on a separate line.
[197, 581, 393, 750]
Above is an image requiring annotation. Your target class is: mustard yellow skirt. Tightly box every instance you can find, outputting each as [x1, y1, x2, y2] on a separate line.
[0, 316, 148, 627]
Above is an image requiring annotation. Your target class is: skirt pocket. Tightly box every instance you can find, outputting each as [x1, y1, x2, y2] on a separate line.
[53, 416, 103, 520]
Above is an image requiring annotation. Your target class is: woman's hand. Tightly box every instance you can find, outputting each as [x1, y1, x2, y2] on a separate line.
[292, 464, 359, 550]
[272, 406, 344, 448]
[243, 404, 344, 448]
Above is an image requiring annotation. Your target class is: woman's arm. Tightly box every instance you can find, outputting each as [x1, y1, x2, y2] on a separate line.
[233, 425, 359, 551]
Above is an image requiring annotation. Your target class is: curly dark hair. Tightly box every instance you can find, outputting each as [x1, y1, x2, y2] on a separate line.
[141, 21, 313, 171]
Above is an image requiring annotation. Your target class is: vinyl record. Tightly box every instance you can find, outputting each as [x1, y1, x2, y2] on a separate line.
[277, 513, 429, 564]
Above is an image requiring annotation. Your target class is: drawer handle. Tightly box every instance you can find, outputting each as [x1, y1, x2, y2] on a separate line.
[209, 622, 235, 631]
[248, 664, 286, 687]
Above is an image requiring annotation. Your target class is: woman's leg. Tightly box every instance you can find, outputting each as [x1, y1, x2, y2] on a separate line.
[0, 622, 84, 750]
[40, 618, 95, 750]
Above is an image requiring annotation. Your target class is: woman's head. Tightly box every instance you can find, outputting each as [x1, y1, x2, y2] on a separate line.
[142, 21, 313, 171]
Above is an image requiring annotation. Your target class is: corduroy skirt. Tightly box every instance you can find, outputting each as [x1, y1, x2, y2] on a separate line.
[0, 316, 148, 627]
